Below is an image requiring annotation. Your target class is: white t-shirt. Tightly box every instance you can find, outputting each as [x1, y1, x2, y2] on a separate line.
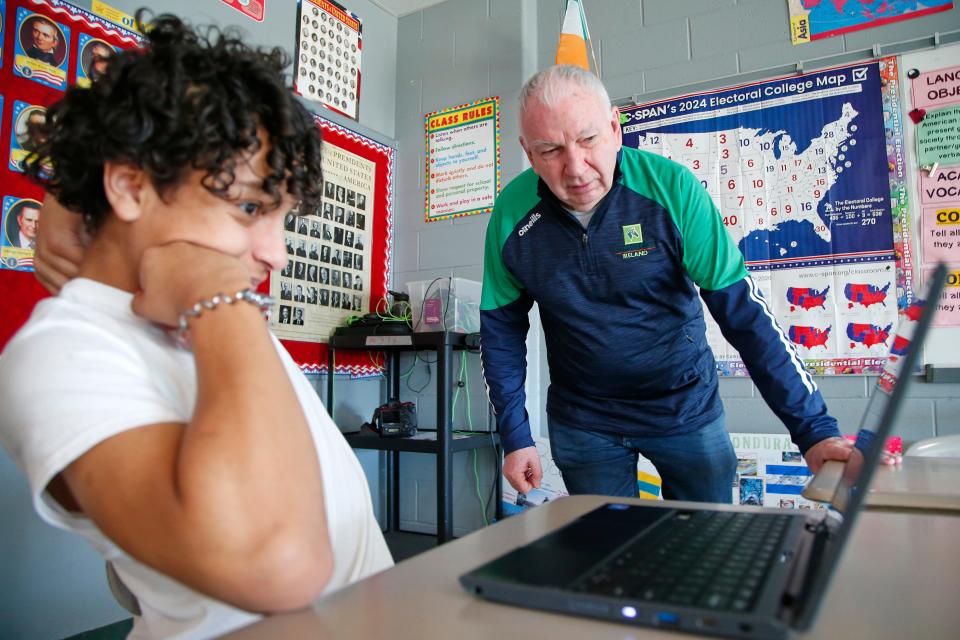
[0, 279, 393, 639]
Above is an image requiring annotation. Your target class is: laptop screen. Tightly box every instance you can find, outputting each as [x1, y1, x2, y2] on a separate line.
[831, 263, 947, 516]
[793, 263, 947, 628]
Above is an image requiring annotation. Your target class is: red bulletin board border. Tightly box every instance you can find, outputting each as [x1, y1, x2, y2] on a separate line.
[276, 114, 395, 377]
[0, 0, 144, 351]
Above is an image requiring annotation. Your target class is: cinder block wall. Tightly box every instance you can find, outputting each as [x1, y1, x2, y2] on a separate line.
[393, 0, 960, 536]
[391, 0, 536, 535]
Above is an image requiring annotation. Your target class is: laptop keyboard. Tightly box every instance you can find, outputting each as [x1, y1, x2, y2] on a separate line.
[569, 510, 793, 612]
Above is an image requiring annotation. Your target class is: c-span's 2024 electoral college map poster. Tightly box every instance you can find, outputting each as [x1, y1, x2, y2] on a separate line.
[621, 58, 912, 375]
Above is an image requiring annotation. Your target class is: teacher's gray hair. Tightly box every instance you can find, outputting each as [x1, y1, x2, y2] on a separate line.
[519, 65, 612, 119]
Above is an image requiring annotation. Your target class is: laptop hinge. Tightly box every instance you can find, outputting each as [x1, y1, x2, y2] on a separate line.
[777, 520, 827, 624]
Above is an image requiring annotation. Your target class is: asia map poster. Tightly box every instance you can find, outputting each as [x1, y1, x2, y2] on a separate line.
[621, 58, 912, 375]
[788, 0, 953, 45]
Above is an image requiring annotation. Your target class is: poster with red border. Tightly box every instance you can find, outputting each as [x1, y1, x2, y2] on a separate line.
[221, 0, 265, 23]
[272, 114, 395, 376]
[0, 0, 144, 351]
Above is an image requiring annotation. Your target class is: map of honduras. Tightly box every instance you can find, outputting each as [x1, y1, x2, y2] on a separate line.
[634, 102, 859, 259]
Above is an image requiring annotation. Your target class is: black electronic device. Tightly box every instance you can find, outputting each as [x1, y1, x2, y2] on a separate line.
[362, 399, 417, 438]
[334, 291, 412, 337]
[387, 289, 410, 318]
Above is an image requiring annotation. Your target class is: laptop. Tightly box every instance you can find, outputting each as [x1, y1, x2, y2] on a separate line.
[460, 264, 948, 639]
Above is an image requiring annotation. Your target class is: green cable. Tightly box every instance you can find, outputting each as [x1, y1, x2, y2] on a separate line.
[473, 449, 487, 526]
[462, 351, 488, 526]
[400, 352, 419, 379]
[464, 352, 473, 430]
[451, 350, 488, 526]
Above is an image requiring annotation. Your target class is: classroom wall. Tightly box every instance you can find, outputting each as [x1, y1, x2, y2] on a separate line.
[391, 0, 960, 536]
[5, 0, 960, 636]
[391, 0, 538, 535]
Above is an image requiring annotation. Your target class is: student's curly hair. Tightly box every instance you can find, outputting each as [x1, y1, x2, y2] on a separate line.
[24, 12, 323, 231]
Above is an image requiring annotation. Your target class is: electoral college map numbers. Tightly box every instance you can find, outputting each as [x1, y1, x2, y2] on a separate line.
[622, 59, 909, 375]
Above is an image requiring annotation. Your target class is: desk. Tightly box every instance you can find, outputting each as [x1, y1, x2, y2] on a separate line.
[227, 495, 960, 639]
[867, 456, 960, 512]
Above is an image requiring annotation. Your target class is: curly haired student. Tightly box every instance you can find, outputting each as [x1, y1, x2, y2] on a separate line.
[0, 13, 391, 639]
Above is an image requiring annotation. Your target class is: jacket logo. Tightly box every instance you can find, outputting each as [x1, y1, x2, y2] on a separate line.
[622, 223, 643, 245]
[518, 212, 542, 237]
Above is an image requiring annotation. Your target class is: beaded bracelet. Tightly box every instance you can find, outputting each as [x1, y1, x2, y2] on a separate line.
[176, 289, 275, 348]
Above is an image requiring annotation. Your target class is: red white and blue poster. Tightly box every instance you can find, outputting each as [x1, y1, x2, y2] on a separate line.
[621, 58, 913, 375]
[12, 6, 70, 90]
[0, 0, 144, 349]
[789, 0, 954, 45]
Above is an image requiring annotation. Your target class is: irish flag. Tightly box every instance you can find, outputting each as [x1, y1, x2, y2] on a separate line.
[555, 0, 591, 70]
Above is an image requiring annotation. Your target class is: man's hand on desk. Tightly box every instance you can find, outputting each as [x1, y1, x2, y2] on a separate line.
[804, 435, 902, 474]
[503, 446, 543, 494]
[803, 436, 854, 474]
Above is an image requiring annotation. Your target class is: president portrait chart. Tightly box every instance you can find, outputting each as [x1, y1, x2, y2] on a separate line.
[270, 140, 375, 343]
[621, 58, 914, 375]
[74, 32, 116, 88]
[12, 6, 70, 90]
[1, 195, 40, 271]
[294, 0, 361, 120]
[9, 100, 46, 173]
[0, 0, 146, 353]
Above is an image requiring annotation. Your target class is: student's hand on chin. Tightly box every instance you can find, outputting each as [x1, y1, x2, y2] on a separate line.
[132, 241, 250, 327]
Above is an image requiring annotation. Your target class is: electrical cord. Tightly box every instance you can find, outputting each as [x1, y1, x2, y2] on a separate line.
[486, 403, 499, 522]
[451, 351, 489, 526]
[487, 430, 498, 521]
[402, 353, 432, 393]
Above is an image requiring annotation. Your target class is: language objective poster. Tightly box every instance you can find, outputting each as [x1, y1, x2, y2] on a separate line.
[904, 45, 960, 328]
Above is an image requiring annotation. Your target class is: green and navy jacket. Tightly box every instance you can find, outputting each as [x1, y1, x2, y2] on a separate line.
[480, 147, 840, 455]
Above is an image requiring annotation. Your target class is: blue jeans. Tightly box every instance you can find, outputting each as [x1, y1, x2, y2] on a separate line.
[548, 413, 737, 503]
